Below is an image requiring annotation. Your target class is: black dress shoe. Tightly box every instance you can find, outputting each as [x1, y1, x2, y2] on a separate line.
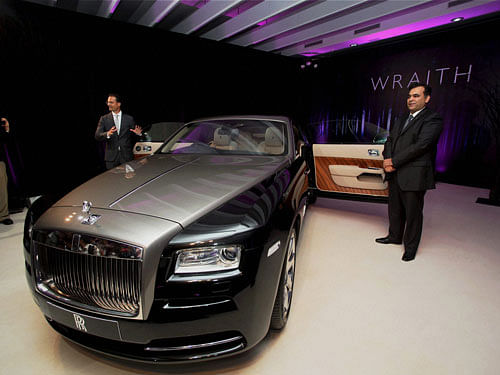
[1, 218, 13, 225]
[375, 236, 402, 245]
[402, 252, 416, 262]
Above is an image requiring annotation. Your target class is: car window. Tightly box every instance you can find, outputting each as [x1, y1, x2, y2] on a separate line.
[159, 119, 288, 155]
[142, 122, 184, 142]
[305, 119, 388, 144]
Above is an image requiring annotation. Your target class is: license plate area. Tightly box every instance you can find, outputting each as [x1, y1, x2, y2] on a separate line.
[46, 302, 122, 341]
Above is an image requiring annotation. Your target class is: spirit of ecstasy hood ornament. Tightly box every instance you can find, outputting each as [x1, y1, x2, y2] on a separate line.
[81, 201, 101, 225]
[82, 201, 92, 214]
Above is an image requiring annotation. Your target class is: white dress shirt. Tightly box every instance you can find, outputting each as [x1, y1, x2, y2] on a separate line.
[410, 107, 425, 119]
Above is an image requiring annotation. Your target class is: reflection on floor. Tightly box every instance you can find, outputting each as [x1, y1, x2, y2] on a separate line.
[1, 183, 499, 375]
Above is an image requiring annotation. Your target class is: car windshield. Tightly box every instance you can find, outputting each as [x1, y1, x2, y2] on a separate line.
[143, 122, 184, 142]
[159, 119, 288, 155]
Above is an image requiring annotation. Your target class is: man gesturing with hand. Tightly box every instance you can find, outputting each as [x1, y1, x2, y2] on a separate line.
[95, 94, 142, 170]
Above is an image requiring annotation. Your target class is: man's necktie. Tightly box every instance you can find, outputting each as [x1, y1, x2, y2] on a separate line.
[402, 114, 413, 131]
[114, 114, 120, 134]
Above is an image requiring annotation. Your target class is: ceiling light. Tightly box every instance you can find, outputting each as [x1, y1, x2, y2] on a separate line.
[350, 43, 358, 47]
[451, 17, 464, 22]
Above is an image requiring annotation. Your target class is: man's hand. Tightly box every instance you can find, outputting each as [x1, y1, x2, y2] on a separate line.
[1, 118, 9, 133]
[130, 125, 142, 136]
[107, 126, 117, 137]
[383, 158, 393, 168]
[383, 158, 395, 173]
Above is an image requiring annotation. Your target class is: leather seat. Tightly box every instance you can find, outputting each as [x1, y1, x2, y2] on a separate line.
[258, 127, 284, 154]
[214, 128, 238, 151]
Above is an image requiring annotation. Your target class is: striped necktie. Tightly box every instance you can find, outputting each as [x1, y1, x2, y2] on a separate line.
[114, 114, 120, 134]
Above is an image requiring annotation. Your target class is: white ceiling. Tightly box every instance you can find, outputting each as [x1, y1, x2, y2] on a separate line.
[24, 0, 500, 57]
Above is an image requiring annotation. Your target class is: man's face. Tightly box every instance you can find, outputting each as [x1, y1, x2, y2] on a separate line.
[107, 96, 121, 113]
[407, 86, 430, 114]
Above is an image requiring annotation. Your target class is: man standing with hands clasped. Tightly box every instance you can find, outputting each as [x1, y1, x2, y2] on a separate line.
[95, 94, 142, 170]
[376, 83, 443, 262]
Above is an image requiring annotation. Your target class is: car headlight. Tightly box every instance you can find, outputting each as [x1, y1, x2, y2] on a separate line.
[174, 245, 241, 274]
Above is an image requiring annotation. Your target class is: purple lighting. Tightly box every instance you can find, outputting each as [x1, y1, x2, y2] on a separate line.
[306, 2, 500, 56]
[3, 144, 17, 186]
[181, 0, 208, 8]
[225, 0, 264, 18]
[110, 0, 120, 14]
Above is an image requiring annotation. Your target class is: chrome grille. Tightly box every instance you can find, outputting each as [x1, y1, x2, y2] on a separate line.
[33, 230, 143, 319]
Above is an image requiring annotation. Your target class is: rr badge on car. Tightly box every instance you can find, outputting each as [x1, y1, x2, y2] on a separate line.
[73, 313, 87, 332]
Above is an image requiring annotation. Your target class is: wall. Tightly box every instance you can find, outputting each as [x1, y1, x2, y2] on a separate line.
[0, 1, 298, 196]
[297, 15, 500, 188]
[1, 1, 499, 198]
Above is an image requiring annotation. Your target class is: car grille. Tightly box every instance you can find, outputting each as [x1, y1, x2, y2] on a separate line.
[33, 230, 143, 319]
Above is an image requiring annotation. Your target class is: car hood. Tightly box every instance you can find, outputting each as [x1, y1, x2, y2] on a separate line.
[55, 154, 289, 227]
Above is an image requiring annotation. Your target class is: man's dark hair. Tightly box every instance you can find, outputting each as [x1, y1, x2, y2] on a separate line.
[408, 82, 432, 97]
[108, 93, 122, 103]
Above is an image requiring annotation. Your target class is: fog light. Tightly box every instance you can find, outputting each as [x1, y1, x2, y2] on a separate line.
[175, 245, 241, 274]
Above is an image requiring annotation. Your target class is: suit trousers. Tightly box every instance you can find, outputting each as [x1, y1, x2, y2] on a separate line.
[388, 177, 426, 256]
[0, 161, 9, 219]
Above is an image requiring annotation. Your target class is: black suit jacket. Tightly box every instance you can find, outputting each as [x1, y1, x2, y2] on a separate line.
[383, 107, 443, 191]
[95, 112, 138, 162]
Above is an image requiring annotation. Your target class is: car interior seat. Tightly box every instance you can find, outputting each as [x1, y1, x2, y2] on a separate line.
[258, 127, 284, 154]
[214, 127, 238, 151]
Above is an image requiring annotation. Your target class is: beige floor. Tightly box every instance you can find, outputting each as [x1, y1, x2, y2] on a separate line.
[1, 183, 499, 375]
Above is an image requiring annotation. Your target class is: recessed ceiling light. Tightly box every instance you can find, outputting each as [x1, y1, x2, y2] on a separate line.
[451, 17, 464, 22]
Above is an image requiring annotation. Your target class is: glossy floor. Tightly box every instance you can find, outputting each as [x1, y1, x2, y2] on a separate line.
[1, 183, 499, 374]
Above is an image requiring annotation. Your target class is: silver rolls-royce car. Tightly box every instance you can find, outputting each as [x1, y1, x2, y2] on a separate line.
[23, 116, 310, 362]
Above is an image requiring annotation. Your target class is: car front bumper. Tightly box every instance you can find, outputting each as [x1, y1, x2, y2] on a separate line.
[28, 242, 285, 363]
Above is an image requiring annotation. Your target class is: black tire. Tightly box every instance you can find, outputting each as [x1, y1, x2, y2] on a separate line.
[270, 228, 297, 330]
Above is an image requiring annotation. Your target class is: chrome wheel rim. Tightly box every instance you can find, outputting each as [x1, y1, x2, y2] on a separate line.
[283, 230, 296, 319]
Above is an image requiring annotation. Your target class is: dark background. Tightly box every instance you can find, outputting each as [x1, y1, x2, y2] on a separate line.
[1, 1, 499, 200]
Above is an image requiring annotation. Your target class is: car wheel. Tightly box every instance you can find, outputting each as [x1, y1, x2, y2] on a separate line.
[270, 227, 297, 330]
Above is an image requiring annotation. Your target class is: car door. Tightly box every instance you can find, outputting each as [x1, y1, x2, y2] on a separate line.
[307, 119, 389, 201]
[134, 122, 184, 159]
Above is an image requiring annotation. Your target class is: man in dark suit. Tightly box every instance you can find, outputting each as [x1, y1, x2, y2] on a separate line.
[0, 117, 13, 225]
[95, 94, 142, 170]
[376, 83, 443, 261]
